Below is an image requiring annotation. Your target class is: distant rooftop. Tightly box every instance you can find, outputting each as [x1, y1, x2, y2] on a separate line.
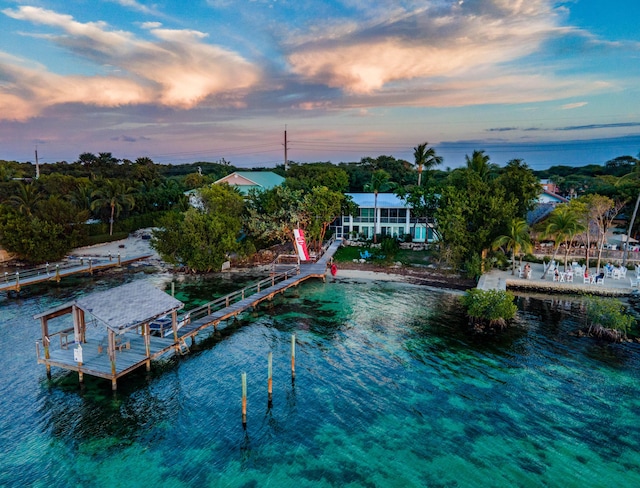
[346, 193, 406, 208]
[215, 171, 285, 194]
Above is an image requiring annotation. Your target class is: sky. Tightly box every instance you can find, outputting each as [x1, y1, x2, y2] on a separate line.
[1, 0, 639, 171]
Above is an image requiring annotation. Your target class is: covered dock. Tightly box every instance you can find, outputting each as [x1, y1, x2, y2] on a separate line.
[35, 281, 186, 390]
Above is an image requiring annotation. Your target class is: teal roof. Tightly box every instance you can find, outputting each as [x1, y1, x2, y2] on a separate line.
[233, 171, 285, 188]
[215, 171, 285, 194]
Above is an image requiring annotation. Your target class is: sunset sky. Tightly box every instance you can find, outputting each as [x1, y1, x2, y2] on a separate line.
[1, 0, 639, 170]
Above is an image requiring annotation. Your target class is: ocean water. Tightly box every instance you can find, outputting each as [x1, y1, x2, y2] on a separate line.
[1, 270, 639, 487]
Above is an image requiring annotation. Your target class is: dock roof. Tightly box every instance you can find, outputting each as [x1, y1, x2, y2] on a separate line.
[34, 281, 184, 332]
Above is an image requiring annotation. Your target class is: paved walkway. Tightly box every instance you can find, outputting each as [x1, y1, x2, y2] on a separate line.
[479, 261, 636, 296]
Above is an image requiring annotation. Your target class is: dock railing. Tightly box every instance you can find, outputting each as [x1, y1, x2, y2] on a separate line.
[184, 267, 300, 324]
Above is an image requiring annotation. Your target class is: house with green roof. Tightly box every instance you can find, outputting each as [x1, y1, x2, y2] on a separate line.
[215, 171, 285, 195]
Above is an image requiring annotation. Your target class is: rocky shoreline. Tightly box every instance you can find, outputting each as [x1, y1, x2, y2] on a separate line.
[334, 261, 476, 290]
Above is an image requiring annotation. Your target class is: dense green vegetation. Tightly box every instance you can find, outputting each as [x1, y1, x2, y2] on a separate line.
[583, 296, 636, 342]
[1, 148, 640, 273]
[460, 289, 518, 331]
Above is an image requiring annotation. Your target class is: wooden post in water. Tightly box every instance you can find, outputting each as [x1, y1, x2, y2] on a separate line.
[144, 323, 151, 371]
[241, 372, 247, 426]
[55, 265, 60, 282]
[41, 317, 51, 378]
[118, 253, 121, 266]
[171, 282, 175, 297]
[15, 272, 19, 292]
[291, 334, 296, 381]
[268, 352, 273, 405]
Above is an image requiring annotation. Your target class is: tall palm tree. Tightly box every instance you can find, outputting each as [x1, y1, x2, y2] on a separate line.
[492, 218, 533, 275]
[364, 170, 394, 243]
[90, 180, 136, 235]
[541, 205, 585, 279]
[413, 142, 442, 186]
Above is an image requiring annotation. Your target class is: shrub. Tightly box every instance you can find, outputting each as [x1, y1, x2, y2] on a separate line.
[584, 296, 635, 342]
[460, 288, 517, 331]
[380, 236, 399, 258]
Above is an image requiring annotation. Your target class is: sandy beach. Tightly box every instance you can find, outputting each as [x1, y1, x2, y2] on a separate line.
[69, 229, 160, 261]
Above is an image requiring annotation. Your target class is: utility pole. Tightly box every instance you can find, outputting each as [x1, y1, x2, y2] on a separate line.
[35, 146, 40, 179]
[284, 127, 288, 171]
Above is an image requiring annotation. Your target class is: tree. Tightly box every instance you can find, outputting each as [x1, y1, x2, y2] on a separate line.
[285, 163, 350, 193]
[244, 185, 308, 249]
[90, 179, 136, 235]
[413, 142, 442, 186]
[435, 170, 516, 276]
[151, 184, 245, 272]
[541, 205, 585, 278]
[495, 159, 541, 218]
[397, 185, 440, 239]
[302, 186, 345, 252]
[492, 218, 533, 275]
[579, 194, 625, 273]
[364, 170, 394, 243]
[5, 182, 43, 216]
[465, 150, 496, 181]
[0, 208, 82, 263]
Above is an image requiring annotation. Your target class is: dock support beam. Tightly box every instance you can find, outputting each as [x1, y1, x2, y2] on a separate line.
[144, 323, 151, 371]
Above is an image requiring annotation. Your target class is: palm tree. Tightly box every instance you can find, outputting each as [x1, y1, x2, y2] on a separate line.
[90, 180, 136, 235]
[465, 150, 494, 181]
[364, 170, 394, 243]
[413, 142, 442, 186]
[492, 218, 533, 275]
[541, 205, 585, 279]
[6, 182, 43, 216]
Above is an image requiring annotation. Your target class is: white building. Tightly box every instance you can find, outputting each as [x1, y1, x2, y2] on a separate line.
[333, 193, 436, 243]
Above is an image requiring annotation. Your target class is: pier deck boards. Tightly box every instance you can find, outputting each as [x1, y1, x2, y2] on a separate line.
[35, 239, 342, 388]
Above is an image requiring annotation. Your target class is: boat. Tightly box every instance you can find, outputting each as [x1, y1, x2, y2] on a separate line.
[149, 313, 190, 337]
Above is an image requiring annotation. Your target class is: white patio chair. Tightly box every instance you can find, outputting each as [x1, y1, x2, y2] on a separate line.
[631, 277, 638, 288]
[583, 274, 591, 284]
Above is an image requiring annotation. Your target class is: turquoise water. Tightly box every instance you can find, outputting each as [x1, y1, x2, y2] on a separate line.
[1, 271, 639, 487]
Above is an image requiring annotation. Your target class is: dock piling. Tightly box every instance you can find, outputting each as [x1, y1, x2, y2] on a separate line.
[241, 372, 247, 426]
[291, 334, 296, 381]
[268, 352, 273, 406]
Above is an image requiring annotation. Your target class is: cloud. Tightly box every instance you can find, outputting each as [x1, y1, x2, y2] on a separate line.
[561, 102, 587, 109]
[0, 6, 260, 119]
[285, 0, 565, 94]
[557, 122, 640, 131]
[111, 0, 159, 16]
[111, 134, 151, 142]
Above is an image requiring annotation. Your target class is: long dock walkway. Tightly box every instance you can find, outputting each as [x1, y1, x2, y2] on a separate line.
[1, 254, 152, 293]
[35, 238, 342, 389]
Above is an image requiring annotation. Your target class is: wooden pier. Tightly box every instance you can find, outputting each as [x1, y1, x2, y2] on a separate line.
[34, 238, 342, 389]
[1, 254, 152, 293]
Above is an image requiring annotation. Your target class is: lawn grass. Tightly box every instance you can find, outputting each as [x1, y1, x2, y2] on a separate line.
[333, 245, 434, 266]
